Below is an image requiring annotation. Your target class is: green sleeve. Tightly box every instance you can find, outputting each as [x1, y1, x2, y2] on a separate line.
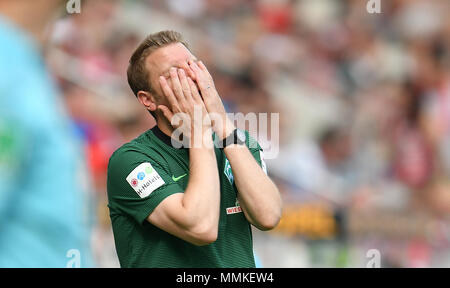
[107, 146, 183, 225]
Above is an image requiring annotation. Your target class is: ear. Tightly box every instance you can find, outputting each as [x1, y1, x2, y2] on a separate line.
[137, 90, 157, 112]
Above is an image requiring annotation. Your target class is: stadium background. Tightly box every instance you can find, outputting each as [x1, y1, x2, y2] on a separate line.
[6, 0, 450, 267]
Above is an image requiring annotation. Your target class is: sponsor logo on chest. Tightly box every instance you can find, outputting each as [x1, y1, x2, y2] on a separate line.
[226, 198, 242, 215]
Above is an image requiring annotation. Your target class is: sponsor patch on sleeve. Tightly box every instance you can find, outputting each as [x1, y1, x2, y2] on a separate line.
[260, 150, 267, 175]
[126, 162, 165, 198]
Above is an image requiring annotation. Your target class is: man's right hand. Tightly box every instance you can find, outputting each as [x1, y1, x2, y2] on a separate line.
[158, 67, 212, 148]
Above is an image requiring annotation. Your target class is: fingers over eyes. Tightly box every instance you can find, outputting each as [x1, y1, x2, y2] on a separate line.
[189, 60, 201, 75]
[160, 67, 201, 113]
[170, 68, 185, 103]
[186, 63, 196, 81]
[189, 62, 207, 90]
[178, 69, 193, 102]
[159, 76, 178, 108]
[187, 77, 202, 103]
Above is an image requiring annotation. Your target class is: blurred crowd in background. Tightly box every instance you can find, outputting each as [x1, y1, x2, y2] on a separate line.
[2, 0, 450, 267]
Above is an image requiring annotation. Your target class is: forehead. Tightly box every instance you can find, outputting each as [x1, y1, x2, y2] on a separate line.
[145, 42, 196, 76]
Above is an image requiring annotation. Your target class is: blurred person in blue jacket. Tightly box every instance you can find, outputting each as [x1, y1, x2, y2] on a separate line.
[0, 0, 92, 267]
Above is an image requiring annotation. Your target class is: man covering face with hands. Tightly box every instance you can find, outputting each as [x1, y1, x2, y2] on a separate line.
[107, 30, 281, 268]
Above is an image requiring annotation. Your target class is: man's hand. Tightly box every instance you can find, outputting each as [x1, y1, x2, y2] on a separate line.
[189, 60, 235, 140]
[158, 67, 212, 147]
[147, 67, 221, 246]
[188, 63, 281, 231]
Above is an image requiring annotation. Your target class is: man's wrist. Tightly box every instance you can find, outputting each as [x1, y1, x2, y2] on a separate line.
[218, 118, 236, 140]
[189, 125, 215, 149]
[220, 128, 247, 149]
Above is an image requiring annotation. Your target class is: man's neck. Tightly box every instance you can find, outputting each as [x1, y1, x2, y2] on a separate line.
[156, 116, 175, 138]
[153, 117, 189, 149]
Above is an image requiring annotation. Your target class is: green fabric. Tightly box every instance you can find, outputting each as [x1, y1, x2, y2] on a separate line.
[107, 128, 263, 267]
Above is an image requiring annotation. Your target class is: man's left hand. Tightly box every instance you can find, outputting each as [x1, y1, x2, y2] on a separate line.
[189, 60, 235, 140]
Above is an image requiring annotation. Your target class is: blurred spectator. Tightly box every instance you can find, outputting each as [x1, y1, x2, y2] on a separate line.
[0, 0, 93, 267]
